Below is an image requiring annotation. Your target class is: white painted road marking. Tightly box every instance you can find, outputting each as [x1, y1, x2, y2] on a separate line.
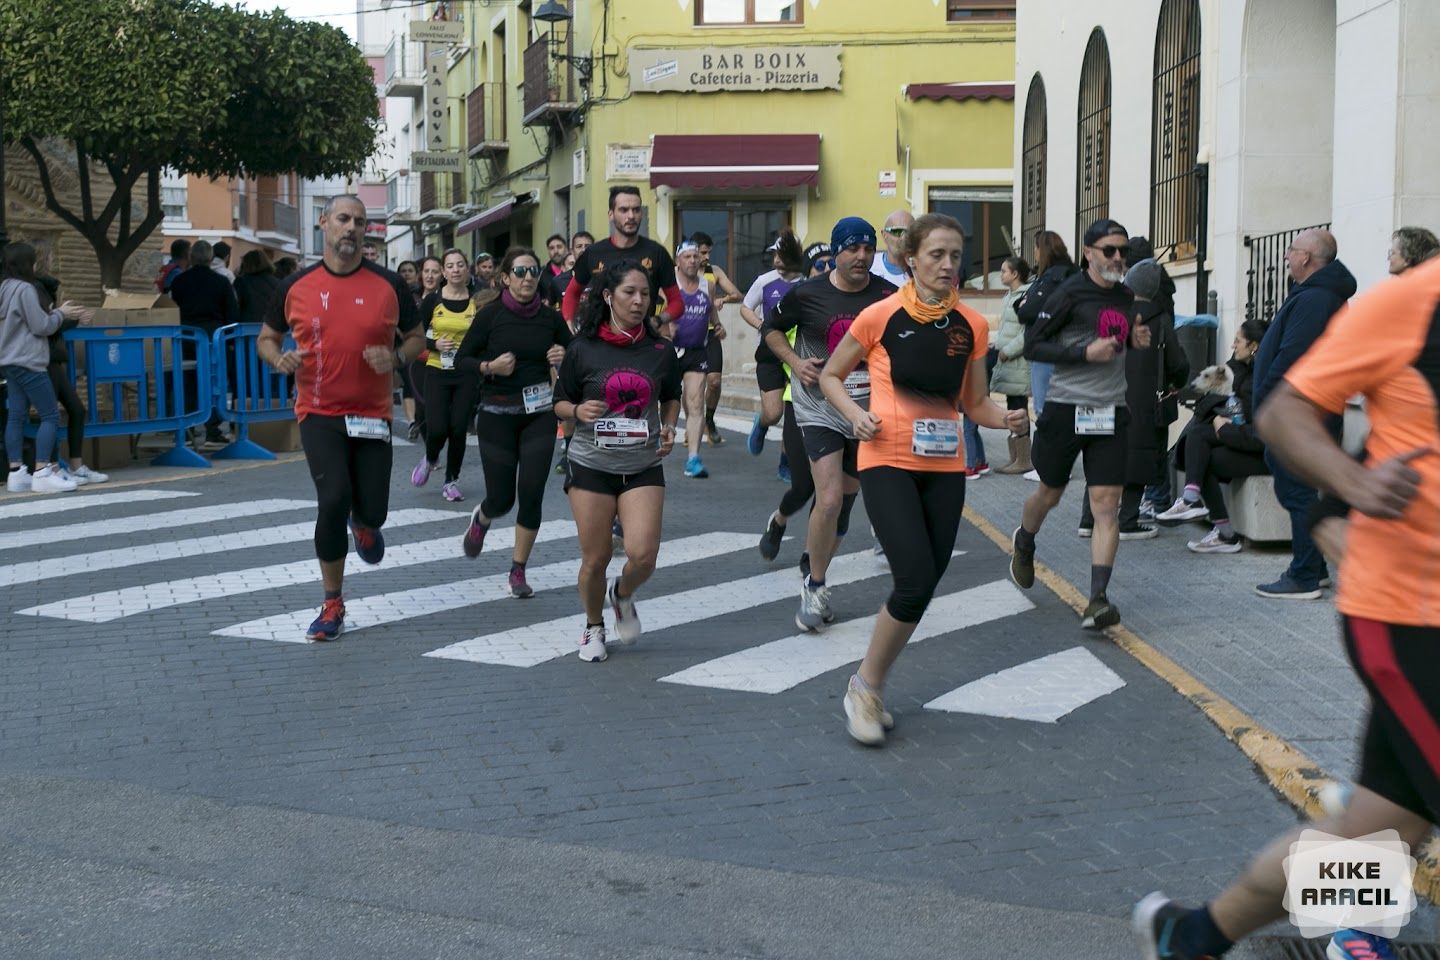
[0, 498, 315, 553]
[923, 646, 1126, 722]
[0, 488, 200, 522]
[216, 531, 751, 644]
[659, 578, 1030, 694]
[425, 549, 889, 669]
[13, 509, 474, 619]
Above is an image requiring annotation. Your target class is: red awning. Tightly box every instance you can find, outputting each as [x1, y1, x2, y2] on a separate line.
[649, 134, 821, 190]
[456, 198, 515, 237]
[904, 81, 1015, 102]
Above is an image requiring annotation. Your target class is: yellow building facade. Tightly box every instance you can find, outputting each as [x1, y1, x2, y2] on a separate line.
[411, 0, 1015, 360]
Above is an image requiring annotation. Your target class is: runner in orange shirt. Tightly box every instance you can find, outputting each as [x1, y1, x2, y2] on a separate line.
[819, 213, 1028, 746]
[1132, 256, 1440, 959]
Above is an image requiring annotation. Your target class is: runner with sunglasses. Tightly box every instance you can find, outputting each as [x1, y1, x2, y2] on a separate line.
[456, 247, 571, 598]
[410, 248, 480, 501]
[872, 210, 914, 288]
[554, 260, 681, 662]
[1009, 219, 1152, 630]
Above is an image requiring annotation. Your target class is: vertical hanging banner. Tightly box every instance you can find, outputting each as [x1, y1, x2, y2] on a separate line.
[425, 45, 449, 152]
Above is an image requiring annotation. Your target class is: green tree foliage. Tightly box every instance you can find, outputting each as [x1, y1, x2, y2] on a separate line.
[0, 0, 379, 288]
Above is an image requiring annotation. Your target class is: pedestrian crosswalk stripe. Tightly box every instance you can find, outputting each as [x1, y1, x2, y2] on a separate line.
[0, 498, 316, 554]
[923, 646, 1125, 722]
[424, 549, 889, 669]
[13, 509, 471, 619]
[659, 576, 1027, 695]
[0, 488, 200, 522]
[214, 531, 752, 644]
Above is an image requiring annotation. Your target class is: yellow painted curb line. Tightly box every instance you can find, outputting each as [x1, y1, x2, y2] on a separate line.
[962, 505, 1440, 901]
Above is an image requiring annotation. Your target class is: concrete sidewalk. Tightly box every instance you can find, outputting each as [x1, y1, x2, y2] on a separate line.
[960, 424, 1363, 781]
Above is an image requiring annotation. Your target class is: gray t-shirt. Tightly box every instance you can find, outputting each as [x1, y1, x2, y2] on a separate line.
[553, 332, 682, 474]
[761, 273, 896, 435]
[1026, 271, 1134, 407]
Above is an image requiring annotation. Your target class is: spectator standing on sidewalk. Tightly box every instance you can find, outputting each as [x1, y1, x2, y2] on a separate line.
[989, 256, 1033, 475]
[235, 251, 281, 326]
[1131, 250, 1440, 960]
[169, 240, 239, 445]
[210, 241, 236, 283]
[2, 242, 91, 494]
[156, 239, 190, 295]
[1250, 228, 1355, 600]
[1386, 226, 1439, 276]
[35, 268, 107, 486]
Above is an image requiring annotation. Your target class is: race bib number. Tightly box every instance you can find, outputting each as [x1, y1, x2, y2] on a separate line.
[911, 418, 961, 458]
[1074, 404, 1116, 436]
[522, 382, 553, 414]
[594, 417, 650, 449]
[344, 415, 391, 441]
[439, 348, 457, 370]
[843, 369, 871, 400]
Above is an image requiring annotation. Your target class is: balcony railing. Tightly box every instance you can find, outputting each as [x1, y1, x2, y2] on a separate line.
[387, 175, 422, 222]
[467, 82, 508, 157]
[256, 197, 299, 239]
[419, 172, 464, 217]
[1244, 222, 1330, 326]
[384, 36, 425, 99]
[522, 34, 580, 126]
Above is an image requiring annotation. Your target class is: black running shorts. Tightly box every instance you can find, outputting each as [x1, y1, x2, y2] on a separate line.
[564, 460, 666, 498]
[1029, 401, 1130, 488]
[756, 359, 787, 393]
[676, 346, 709, 376]
[1344, 615, 1440, 821]
[705, 336, 723, 375]
[800, 425, 859, 478]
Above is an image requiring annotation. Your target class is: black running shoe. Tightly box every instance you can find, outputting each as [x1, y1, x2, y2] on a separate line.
[759, 513, 785, 561]
[1009, 527, 1035, 589]
[1132, 892, 1202, 959]
[1081, 593, 1121, 630]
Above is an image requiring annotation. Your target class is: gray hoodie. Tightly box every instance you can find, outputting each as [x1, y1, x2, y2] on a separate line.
[0, 278, 69, 371]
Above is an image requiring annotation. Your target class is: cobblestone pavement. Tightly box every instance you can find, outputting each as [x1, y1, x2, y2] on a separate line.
[0, 424, 1309, 958]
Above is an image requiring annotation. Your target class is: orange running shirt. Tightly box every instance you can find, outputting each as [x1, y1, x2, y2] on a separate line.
[1284, 256, 1440, 626]
[846, 292, 989, 473]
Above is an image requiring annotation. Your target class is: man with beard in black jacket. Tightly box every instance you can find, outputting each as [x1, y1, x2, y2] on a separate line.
[1250, 228, 1356, 600]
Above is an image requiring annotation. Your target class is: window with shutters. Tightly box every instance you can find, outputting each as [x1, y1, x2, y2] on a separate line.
[1150, 0, 1202, 258]
[1021, 74, 1047, 252]
[1075, 29, 1112, 255]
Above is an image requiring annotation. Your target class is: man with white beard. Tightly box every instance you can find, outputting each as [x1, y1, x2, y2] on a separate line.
[1007, 219, 1153, 631]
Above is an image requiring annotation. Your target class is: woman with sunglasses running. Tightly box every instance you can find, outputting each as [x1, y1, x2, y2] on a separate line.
[456, 247, 571, 597]
[411, 249, 481, 500]
[553, 260, 681, 662]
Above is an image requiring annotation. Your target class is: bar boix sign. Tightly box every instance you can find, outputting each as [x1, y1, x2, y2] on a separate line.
[629, 45, 841, 93]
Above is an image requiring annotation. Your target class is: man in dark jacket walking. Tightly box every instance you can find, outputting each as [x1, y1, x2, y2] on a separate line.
[1251, 228, 1356, 599]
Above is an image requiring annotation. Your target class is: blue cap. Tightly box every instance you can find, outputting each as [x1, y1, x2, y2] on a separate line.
[830, 217, 876, 254]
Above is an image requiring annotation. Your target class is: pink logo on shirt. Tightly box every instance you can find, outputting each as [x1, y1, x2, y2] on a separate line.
[1097, 307, 1129, 344]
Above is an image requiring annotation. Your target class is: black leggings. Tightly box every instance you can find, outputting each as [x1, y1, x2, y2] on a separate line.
[407, 359, 428, 424]
[860, 466, 966, 623]
[1180, 427, 1268, 522]
[424, 371, 478, 482]
[48, 363, 85, 461]
[478, 408, 557, 529]
[298, 414, 393, 563]
[778, 401, 816, 518]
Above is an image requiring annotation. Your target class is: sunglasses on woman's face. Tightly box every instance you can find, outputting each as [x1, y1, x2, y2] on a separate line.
[510, 265, 541, 278]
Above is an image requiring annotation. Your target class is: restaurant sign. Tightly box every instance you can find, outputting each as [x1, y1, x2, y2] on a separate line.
[629, 46, 841, 94]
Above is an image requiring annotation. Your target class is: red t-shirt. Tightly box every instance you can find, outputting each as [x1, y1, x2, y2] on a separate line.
[265, 260, 420, 421]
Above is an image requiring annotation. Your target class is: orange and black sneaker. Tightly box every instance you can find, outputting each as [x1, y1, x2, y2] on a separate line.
[306, 597, 345, 642]
[348, 518, 385, 565]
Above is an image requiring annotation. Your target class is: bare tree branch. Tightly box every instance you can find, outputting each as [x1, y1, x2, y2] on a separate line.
[76, 147, 94, 223]
[116, 167, 166, 265]
[19, 138, 89, 236]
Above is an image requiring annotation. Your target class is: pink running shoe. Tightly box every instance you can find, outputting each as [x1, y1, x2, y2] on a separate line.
[442, 481, 463, 501]
[411, 458, 434, 487]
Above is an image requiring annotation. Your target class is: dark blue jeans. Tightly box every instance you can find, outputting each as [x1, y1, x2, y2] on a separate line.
[4, 365, 58, 468]
[1265, 448, 1328, 587]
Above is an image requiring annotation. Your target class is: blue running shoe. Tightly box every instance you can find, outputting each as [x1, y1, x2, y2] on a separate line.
[777, 452, 791, 484]
[684, 454, 709, 478]
[349, 518, 385, 565]
[747, 413, 766, 456]
[305, 597, 345, 642]
[1328, 930, 1397, 960]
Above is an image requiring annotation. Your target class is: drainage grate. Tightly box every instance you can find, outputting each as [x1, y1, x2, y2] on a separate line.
[1254, 937, 1440, 959]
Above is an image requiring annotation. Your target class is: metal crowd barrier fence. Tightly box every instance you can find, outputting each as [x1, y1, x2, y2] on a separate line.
[209, 323, 296, 461]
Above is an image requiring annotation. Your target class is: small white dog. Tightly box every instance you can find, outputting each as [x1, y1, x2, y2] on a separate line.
[1189, 363, 1234, 396]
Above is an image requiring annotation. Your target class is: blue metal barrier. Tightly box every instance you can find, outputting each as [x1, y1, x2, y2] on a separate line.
[55, 326, 214, 468]
[209, 323, 296, 461]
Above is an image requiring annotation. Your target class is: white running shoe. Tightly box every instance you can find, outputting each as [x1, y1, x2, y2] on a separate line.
[844, 682, 887, 746]
[6, 465, 33, 492]
[796, 576, 831, 631]
[1187, 527, 1243, 554]
[1155, 498, 1208, 523]
[31, 465, 78, 494]
[1021, 468, 1041, 482]
[577, 623, 608, 662]
[58, 464, 87, 486]
[607, 577, 641, 645]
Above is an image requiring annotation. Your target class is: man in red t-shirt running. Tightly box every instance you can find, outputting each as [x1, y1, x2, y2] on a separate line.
[258, 195, 423, 641]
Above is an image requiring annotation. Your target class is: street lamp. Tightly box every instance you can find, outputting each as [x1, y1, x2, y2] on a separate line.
[532, 1, 592, 90]
[533, 2, 571, 23]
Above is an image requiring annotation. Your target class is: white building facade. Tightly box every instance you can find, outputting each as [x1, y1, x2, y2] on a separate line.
[1015, 0, 1440, 348]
